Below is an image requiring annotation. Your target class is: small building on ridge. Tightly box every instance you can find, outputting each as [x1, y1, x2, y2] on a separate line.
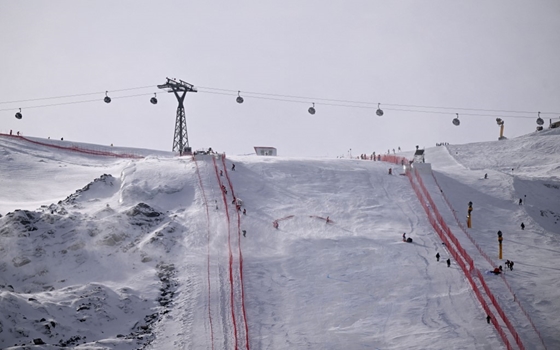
[254, 146, 277, 156]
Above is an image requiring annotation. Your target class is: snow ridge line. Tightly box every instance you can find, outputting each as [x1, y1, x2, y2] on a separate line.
[0, 134, 144, 159]
[192, 155, 216, 350]
[430, 172, 548, 350]
[211, 156, 240, 350]
[409, 168, 524, 350]
[221, 156, 250, 350]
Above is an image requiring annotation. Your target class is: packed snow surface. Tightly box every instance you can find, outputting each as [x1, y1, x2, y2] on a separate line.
[0, 130, 559, 349]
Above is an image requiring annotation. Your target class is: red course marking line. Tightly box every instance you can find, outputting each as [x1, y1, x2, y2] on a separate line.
[430, 172, 547, 350]
[1, 134, 143, 159]
[192, 155, 215, 350]
[212, 156, 239, 350]
[408, 169, 525, 350]
[221, 157, 250, 350]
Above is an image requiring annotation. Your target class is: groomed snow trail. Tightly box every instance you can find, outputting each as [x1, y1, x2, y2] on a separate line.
[230, 157, 502, 350]
[193, 154, 250, 350]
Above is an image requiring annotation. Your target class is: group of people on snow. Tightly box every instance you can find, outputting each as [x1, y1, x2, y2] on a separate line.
[217, 162, 248, 236]
[505, 260, 514, 271]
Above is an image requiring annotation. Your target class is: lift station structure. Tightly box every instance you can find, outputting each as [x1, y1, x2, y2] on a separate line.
[158, 78, 197, 155]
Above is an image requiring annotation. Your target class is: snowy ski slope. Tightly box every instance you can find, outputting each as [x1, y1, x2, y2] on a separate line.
[0, 130, 559, 349]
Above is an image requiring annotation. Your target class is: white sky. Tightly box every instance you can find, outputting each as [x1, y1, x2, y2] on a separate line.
[1, 1, 560, 156]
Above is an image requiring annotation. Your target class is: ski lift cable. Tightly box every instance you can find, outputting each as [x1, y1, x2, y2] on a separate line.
[197, 90, 541, 119]
[0, 88, 549, 120]
[1, 82, 559, 117]
[197, 85, 559, 115]
[0, 92, 160, 112]
[383, 107, 541, 119]
[0, 85, 156, 105]
[198, 90, 312, 105]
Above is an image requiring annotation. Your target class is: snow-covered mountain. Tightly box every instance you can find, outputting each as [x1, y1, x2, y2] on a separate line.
[0, 130, 559, 349]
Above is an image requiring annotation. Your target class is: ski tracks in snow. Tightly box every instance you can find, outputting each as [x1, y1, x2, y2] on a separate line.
[193, 154, 250, 350]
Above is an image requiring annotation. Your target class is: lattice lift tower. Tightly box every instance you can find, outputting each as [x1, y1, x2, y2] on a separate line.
[157, 78, 197, 155]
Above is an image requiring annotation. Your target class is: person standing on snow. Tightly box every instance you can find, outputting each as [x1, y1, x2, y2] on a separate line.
[436, 252, 440, 262]
[521, 222, 525, 230]
[231, 163, 236, 171]
[446, 258, 451, 267]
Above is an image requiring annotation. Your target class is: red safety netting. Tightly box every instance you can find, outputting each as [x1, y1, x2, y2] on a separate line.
[192, 155, 216, 350]
[211, 156, 240, 349]
[406, 167, 524, 350]
[221, 156, 250, 350]
[429, 173, 547, 349]
[1, 134, 144, 159]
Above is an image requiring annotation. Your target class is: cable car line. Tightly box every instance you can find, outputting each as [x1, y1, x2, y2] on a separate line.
[0, 92, 158, 112]
[0, 85, 156, 105]
[197, 85, 559, 115]
[2, 82, 559, 122]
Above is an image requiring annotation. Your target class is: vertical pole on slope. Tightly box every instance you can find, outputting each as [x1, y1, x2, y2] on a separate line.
[158, 78, 197, 155]
[496, 118, 505, 140]
[497, 231, 503, 260]
[467, 202, 473, 228]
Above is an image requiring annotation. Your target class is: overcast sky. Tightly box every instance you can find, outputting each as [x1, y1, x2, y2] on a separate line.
[1, 1, 559, 157]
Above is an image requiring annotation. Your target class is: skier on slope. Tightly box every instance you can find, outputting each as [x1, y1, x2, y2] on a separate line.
[232, 163, 236, 171]
[436, 252, 440, 262]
